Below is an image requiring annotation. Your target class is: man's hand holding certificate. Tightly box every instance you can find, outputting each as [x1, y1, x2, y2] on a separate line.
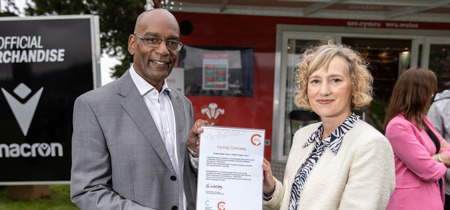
[197, 126, 265, 210]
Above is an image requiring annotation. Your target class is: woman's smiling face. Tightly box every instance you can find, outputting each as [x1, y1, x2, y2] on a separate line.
[307, 56, 353, 121]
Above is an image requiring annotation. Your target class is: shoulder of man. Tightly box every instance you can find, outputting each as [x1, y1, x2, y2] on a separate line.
[78, 80, 117, 99]
[79, 70, 132, 100]
[433, 89, 450, 102]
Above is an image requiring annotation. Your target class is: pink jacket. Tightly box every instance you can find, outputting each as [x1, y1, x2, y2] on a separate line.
[386, 114, 450, 210]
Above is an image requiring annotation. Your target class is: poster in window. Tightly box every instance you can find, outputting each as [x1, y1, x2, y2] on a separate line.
[203, 53, 229, 90]
[180, 46, 254, 97]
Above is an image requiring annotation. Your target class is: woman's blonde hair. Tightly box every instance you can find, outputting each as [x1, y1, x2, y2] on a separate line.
[294, 40, 373, 110]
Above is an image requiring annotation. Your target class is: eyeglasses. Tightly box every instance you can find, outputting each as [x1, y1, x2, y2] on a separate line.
[133, 34, 183, 51]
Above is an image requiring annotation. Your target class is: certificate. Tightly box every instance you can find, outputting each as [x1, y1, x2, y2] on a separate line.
[197, 126, 265, 210]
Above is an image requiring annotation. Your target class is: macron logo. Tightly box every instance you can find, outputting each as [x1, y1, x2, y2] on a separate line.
[1, 83, 43, 136]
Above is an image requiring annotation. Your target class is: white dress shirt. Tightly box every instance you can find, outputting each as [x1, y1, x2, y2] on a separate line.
[130, 66, 186, 210]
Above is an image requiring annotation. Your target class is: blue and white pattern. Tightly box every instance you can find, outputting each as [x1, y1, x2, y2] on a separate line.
[288, 113, 358, 210]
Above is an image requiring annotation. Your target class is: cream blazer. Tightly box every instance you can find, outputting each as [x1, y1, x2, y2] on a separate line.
[264, 119, 395, 210]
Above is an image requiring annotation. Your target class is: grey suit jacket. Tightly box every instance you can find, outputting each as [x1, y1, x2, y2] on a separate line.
[70, 70, 197, 210]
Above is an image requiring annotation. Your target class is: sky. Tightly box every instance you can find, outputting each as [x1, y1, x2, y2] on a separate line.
[99, 56, 118, 85]
[0, 0, 27, 14]
[1, 0, 117, 86]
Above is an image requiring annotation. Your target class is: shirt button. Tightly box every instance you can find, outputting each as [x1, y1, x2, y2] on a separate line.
[165, 131, 169, 135]
[170, 176, 176, 181]
[153, 92, 157, 95]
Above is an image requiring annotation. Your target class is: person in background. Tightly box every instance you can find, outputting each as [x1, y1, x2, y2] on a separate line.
[384, 68, 450, 210]
[428, 88, 450, 210]
[70, 9, 207, 210]
[262, 41, 395, 210]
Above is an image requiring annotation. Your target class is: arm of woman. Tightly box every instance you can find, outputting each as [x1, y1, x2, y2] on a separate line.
[386, 119, 446, 181]
[433, 137, 450, 167]
[427, 117, 450, 167]
[262, 158, 284, 210]
[435, 136, 450, 167]
[433, 153, 450, 167]
[338, 135, 395, 209]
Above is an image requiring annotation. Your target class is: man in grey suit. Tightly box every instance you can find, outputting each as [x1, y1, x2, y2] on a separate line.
[70, 9, 207, 210]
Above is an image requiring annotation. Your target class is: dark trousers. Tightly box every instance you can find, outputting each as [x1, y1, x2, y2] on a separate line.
[446, 194, 450, 210]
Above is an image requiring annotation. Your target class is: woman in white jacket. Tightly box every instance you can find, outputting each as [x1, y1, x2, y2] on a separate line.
[262, 41, 395, 210]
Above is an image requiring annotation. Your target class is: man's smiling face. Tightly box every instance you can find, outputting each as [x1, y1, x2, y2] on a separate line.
[128, 9, 180, 91]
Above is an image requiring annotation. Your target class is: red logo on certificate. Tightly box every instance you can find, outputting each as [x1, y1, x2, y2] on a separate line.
[217, 201, 226, 210]
[251, 134, 262, 146]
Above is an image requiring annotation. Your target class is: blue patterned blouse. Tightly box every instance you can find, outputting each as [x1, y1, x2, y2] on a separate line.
[288, 113, 358, 210]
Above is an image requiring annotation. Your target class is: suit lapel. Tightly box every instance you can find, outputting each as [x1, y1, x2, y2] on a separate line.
[168, 90, 187, 176]
[118, 71, 175, 173]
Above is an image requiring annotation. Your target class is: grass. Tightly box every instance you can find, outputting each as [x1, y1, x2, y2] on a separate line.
[0, 185, 78, 210]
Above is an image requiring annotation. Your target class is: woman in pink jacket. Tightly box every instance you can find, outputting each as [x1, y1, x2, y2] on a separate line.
[384, 68, 450, 210]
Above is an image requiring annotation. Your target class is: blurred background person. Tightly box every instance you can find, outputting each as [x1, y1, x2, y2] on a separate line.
[384, 68, 450, 210]
[262, 41, 395, 210]
[428, 88, 450, 210]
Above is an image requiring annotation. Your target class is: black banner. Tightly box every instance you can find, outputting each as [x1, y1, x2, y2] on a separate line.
[0, 16, 98, 183]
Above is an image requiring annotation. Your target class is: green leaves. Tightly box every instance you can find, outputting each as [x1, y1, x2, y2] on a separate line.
[24, 0, 146, 78]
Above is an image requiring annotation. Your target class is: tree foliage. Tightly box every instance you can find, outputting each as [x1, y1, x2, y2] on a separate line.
[9, 0, 147, 78]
